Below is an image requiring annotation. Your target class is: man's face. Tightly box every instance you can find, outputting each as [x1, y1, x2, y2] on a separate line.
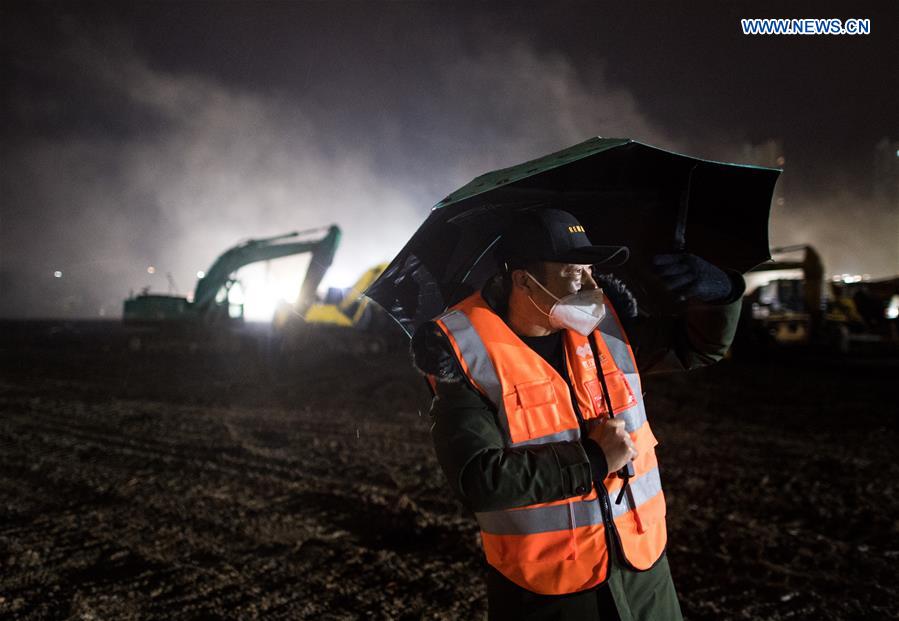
[506, 260, 600, 334]
[530, 261, 598, 304]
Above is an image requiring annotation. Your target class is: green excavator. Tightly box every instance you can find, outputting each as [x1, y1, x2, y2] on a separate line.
[123, 225, 341, 326]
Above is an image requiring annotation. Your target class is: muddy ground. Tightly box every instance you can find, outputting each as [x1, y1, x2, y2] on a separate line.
[1, 321, 896, 620]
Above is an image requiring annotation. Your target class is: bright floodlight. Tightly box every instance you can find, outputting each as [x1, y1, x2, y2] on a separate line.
[147, 266, 156, 274]
[53, 270, 62, 278]
[236, 256, 310, 322]
[197, 271, 205, 279]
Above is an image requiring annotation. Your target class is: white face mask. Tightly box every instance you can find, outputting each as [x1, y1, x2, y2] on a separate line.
[526, 272, 606, 336]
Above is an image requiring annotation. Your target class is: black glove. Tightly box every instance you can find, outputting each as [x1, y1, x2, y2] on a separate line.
[651, 253, 734, 303]
[410, 322, 464, 383]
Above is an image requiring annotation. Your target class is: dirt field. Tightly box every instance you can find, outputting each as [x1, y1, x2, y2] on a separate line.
[1, 321, 896, 620]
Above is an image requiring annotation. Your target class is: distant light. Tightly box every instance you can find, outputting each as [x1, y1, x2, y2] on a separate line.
[895, 149, 899, 157]
[776, 156, 785, 166]
[147, 266, 156, 274]
[837, 274, 864, 284]
[53, 270, 62, 278]
[197, 270, 206, 279]
[887, 295, 899, 319]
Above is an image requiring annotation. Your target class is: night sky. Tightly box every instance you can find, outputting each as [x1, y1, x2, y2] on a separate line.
[2, 0, 897, 319]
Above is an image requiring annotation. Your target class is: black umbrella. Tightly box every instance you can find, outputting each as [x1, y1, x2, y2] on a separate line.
[366, 137, 781, 336]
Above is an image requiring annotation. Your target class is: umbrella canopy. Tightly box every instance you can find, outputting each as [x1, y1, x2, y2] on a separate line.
[366, 137, 781, 336]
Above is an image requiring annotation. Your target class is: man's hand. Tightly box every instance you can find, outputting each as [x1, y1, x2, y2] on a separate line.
[587, 418, 637, 474]
[651, 253, 733, 303]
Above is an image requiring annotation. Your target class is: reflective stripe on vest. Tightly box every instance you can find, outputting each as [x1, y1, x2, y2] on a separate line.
[438, 309, 508, 439]
[597, 308, 648, 433]
[608, 466, 662, 519]
[476, 466, 663, 535]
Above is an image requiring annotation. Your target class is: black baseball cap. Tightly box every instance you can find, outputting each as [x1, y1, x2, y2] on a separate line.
[501, 208, 630, 267]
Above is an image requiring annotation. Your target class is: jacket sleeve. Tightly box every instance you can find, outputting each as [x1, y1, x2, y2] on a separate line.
[429, 379, 594, 513]
[625, 271, 745, 374]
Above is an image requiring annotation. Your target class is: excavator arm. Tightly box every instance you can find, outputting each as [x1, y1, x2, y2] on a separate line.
[303, 263, 388, 327]
[192, 225, 341, 318]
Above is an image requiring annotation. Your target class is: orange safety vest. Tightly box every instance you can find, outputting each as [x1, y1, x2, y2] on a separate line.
[434, 292, 667, 595]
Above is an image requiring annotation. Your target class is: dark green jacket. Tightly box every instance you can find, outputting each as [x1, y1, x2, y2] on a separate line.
[426, 297, 743, 514]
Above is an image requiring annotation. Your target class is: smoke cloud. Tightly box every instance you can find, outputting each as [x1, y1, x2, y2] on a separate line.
[770, 192, 898, 280]
[1, 10, 894, 319]
[1, 16, 674, 318]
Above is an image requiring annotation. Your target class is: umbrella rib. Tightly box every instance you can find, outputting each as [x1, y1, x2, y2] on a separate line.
[450, 234, 503, 302]
[674, 164, 698, 252]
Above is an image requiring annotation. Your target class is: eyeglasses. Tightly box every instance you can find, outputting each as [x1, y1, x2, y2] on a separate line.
[560, 264, 593, 278]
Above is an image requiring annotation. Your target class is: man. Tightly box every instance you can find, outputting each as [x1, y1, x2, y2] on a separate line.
[411, 209, 744, 620]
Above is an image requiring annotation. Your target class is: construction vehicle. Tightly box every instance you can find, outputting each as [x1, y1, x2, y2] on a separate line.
[275, 262, 387, 328]
[275, 262, 405, 353]
[737, 244, 898, 354]
[123, 224, 407, 356]
[830, 275, 899, 346]
[123, 225, 341, 327]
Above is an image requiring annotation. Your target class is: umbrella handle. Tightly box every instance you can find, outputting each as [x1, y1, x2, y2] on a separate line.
[674, 164, 698, 253]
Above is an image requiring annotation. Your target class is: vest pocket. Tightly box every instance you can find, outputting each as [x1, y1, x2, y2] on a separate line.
[505, 379, 562, 441]
[584, 370, 637, 416]
[604, 370, 637, 413]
